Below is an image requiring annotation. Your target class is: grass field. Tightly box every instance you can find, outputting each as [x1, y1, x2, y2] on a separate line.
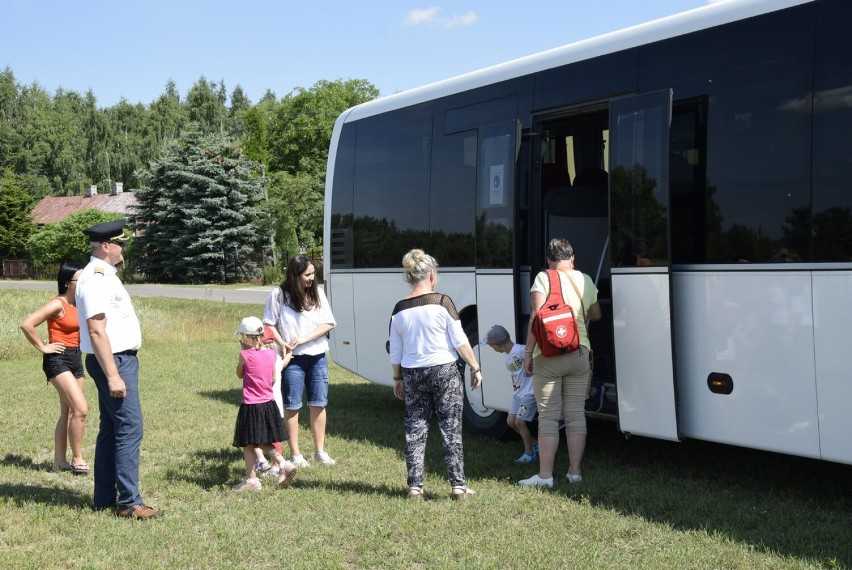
[1, 289, 850, 569]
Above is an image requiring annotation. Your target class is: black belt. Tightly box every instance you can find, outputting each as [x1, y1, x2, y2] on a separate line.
[115, 350, 138, 356]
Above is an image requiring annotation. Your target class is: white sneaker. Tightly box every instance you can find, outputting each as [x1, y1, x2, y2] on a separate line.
[291, 454, 310, 468]
[232, 477, 262, 491]
[314, 451, 336, 465]
[566, 472, 583, 484]
[254, 460, 271, 473]
[518, 474, 553, 488]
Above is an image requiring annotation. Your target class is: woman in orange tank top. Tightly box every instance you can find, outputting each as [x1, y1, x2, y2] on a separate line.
[20, 261, 90, 474]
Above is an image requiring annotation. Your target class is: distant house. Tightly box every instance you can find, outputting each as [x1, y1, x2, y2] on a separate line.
[30, 183, 137, 226]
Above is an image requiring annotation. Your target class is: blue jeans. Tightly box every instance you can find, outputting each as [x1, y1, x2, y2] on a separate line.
[86, 352, 144, 509]
[283, 353, 329, 409]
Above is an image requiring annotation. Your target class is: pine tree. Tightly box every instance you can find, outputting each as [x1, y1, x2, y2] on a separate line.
[134, 130, 270, 283]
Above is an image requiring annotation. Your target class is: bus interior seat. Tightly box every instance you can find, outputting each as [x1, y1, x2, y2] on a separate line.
[573, 167, 608, 192]
[544, 168, 609, 280]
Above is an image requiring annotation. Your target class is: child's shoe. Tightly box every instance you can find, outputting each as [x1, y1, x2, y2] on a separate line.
[277, 461, 298, 488]
[261, 466, 280, 479]
[255, 459, 271, 473]
[532, 442, 540, 455]
[515, 452, 536, 463]
[232, 477, 262, 491]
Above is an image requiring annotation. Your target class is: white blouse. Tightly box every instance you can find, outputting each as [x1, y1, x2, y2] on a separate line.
[263, 287, 336, 356]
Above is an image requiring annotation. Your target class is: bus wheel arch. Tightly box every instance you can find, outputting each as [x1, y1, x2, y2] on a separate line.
[459, 307, 511, 440]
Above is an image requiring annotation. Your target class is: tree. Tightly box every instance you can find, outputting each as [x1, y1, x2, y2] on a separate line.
[186, 76, 227, 135]
[147, 80, 188, 145]
[227, 85, 251, 139]
[267, 170, 323, 256]
[241, 106, 270, 168]
[134, 130, 270, 283]
[268, 79, 378, 177]
[0, 168, 37, 258]
[27, 208, 120, 267]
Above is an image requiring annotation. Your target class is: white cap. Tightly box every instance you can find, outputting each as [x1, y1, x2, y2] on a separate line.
[235, 316, 264, 335]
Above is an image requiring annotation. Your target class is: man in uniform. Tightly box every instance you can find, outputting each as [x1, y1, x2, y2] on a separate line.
[76, 219, 163, 519]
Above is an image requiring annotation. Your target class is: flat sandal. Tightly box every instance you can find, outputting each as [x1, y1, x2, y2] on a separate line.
[451, 486, 476, 500]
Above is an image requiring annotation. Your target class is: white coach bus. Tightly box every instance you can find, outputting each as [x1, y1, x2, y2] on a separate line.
[322, 0, 852, 465]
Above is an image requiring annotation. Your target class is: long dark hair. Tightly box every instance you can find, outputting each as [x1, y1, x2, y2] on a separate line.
[57, 260, 84, 295]
[280, 255, 319, 313]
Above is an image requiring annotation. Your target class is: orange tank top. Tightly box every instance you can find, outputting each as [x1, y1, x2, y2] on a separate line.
[47, 296, 80, 347]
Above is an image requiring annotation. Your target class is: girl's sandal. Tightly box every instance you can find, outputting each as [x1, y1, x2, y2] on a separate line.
[451, 486, 476, 500]
[70, 463, 91, 475]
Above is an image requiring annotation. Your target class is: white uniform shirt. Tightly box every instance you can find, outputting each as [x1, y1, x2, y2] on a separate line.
[263, 287, 336, 356]
[75, 256, 142, 354]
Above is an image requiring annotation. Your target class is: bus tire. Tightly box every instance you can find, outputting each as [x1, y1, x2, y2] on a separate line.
[462, 389, 511, 439]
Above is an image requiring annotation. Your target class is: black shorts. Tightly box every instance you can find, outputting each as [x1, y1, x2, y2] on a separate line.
[42, 347, 84, 381]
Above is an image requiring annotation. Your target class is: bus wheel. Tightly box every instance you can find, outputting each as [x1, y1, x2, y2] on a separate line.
[462, 386, 510, 439]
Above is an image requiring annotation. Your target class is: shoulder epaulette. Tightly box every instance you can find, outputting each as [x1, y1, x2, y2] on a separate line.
[94, 267, 105, 275]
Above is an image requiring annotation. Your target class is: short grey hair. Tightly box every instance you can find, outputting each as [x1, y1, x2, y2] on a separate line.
[546, 238, 575, 262]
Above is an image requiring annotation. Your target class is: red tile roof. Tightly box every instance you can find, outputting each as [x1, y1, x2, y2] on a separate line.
[30, 192, 139, 225]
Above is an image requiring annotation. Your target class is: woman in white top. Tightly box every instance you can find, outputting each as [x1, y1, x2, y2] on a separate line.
[263, 255, 337, 468]
[388, 249, 482, 500]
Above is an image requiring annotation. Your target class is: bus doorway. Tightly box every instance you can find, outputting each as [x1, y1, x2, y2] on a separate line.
[532, 106, 617, 420]
[532, 93, 681, 441]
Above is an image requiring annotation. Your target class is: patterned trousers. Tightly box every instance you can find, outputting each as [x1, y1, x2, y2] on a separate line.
[402, 361, 466, 489]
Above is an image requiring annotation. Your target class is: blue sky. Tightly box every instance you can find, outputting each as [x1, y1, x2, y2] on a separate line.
[2, 0, 717, 108]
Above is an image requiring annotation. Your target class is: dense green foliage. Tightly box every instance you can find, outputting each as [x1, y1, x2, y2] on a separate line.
[26, 208, 121, 268]
[0, 66, 378, 273]
[134, 131, 270, 283]
[0, 168, 37, 258]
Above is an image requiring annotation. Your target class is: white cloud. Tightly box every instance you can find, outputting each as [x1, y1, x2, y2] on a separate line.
[404, 6, 478, 29]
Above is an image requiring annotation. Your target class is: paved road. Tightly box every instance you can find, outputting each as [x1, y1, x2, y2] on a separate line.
[0, 280, 274, 305]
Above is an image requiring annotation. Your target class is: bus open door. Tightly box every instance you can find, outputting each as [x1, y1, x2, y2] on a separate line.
[609, 89, 680, 442]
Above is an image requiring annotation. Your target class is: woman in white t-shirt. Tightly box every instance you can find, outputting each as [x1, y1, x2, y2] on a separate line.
[263, 255, 337, 468]
[388, 249, 482, 500]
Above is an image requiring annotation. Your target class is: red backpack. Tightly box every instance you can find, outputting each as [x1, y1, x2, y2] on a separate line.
[531, 269, 584, 357]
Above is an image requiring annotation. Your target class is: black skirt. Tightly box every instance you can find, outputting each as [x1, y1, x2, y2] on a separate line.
[233, 400, 285, 447]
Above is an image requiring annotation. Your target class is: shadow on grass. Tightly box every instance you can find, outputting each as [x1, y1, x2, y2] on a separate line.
[163, 447, 236, 490]
[1, 453, 54, 472]
[198, 388, 242, 406]
[0, 482, 87, 509]
[325, 381, 852, 566]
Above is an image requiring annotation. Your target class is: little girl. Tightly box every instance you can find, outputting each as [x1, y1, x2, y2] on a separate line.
[232, 316, 297, 491]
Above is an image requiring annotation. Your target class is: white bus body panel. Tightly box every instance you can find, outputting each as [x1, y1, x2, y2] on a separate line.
[612, 271, 679, 441]
[673, 272, 820, 458]
[328, 271, 482, 391]
[475, 272, 517, 412]
[327, 272, 357, 373]
[813, 272, 852, 464]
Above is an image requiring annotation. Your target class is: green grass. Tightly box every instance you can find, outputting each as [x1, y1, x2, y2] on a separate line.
[1, 290, 850, 569]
